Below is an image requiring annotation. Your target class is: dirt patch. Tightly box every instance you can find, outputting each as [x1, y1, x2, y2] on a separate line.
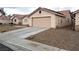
[29, 42, 39, 47]
[26, 26, 79, 51]
[0, 25, 26, 33]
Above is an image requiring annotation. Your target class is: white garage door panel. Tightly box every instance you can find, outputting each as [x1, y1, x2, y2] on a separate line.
[32, 17, 51, 28]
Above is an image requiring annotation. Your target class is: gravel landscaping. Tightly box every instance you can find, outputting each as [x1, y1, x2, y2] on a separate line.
[26, 26, 79, 51]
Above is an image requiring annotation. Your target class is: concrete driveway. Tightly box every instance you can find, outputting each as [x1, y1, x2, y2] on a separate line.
[0, 27, 47, 41]
[0, 27, 65, 51]
[0, 27, 49, 51]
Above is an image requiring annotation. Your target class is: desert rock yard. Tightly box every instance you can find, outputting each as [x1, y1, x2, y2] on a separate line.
[0, 25, 26, 33]
[26, 26, 79, 51]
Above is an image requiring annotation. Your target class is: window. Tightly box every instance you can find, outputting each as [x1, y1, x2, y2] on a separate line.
[67, 18, 70, 22]
[39, 10, 41, 14]
[25, 19, 27, 21]
[24, 19, 28, 22]
[14, 19, 16, 22]
[61, 19, 62, 24]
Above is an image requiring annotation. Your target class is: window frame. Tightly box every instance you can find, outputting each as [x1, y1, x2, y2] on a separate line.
[14, 19, 16, 22]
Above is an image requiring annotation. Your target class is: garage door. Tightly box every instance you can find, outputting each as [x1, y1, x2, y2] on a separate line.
[32, 17, 51, 28]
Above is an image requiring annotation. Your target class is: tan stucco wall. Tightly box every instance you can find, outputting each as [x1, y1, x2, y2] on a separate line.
[22, 17, 29, 25]
[30, 10, 52, 17]
[29, 18, 32, 26]
[56, 16, 66, 27]
[13, 18, 20, 24]
[75, 13, 79, 30]
[0, 20, 11, 24]
[66, 16, 72, 25]
[51, 15, 56, 28]
[56, 15, 71, 28]
[75, 13, 79, 25]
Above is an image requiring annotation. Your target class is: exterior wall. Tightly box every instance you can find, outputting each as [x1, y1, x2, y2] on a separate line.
[29, 18, 32, 26]
[0, 20, 11, 24]
[29, 10, 56, 28]
[51, 15, 56, 28]
[30, 10, 52, 18]
[12, 17, 29, 25]
[0, 12, 3, 16]
[12, 18, 20, 24]
[75, 13, 79, 30]
[56, 15, 70, 28]
[60, 11, 72, 26]
[22, 17, 29, 25]
[66, 16, 72, 25]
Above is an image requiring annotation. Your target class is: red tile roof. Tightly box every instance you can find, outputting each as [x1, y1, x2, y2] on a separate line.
[12, 14, 29, 20]
[0, 15, 10, 20]
[59, 10, 71, 17]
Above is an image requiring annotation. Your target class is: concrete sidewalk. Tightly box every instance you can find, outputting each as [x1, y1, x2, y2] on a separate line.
[2, 38, 65, 51]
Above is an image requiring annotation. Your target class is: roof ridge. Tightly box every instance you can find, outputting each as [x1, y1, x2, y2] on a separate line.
[42, 7, 64, 15]
[29, 7, 65, 17]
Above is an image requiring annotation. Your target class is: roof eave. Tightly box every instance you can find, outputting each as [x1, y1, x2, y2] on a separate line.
[29, 7, 65, 18]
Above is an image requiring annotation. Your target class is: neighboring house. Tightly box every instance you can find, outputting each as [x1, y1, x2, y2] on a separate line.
[0, 15, 11, 24]
[59, 10, 72, 25]
[29, 7, 72, 28]
[22, 15, 29, 25]
[73, 10, 79, 30]
[0, 8, 11, 24]
[11, 14, 29, 25]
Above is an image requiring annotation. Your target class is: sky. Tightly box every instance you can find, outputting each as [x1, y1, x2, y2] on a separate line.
[0, 0, 79, 7]
[4, 7, 37, 15]
[4, 7, 79, 15]
[1, 0, 79, 15]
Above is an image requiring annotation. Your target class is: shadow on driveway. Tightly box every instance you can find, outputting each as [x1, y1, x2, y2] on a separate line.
[0, 43, 13, 51]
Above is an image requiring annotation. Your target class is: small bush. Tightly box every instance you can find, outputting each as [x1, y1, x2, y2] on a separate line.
[26, 24, 30, 27]
[9, 23, 14, 26]
[0, 23, 2, 25]
[0, 29, 7, 33]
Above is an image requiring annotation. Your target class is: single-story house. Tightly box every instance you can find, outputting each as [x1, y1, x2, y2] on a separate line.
[29, 7, 72, 28]
[11, 14, 29, 25]
[73, 10, 79, 30]
[0, 15, 11, 24]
